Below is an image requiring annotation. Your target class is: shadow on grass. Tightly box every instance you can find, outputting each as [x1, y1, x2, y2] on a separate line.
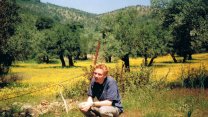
[0, 82, 28, 88]
[39, 66, 83, 69]
[0, 82, 9, 88]
[12, 65, 29, 68]
[160, 61, 197, 64]
[153, 64, 170, 68]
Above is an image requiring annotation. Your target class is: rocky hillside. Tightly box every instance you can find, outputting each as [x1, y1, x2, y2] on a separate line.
[17, 0, 98, 29]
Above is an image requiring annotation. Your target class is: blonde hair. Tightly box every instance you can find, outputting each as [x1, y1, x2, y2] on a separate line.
[94, 63, 109, 75]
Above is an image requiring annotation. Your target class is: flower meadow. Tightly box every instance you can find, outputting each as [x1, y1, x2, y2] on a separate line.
[0, 53, 208, 109]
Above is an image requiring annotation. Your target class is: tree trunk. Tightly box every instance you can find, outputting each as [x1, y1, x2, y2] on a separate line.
[170, 53, 177, 63]
[105, 56, 112, 63]
[59, 54, 66, 67]
[148, 56, 157, 66]
[188, 54, 192, 60]
[105, 57, 108, 63]
[183, 54, 187, 63]
[45, 55, 49, 64]
[0, 54, 12, 75]
[143, 48, 148, 66]
[83, 53, 88, 60]
[144, 56, 148, 66]
[121, 54, 130, 72]
[108, 56, 111, 63]
[74, 53, 80, 60]
[43, 56, 46, 63]
[68, 55, 74, 66]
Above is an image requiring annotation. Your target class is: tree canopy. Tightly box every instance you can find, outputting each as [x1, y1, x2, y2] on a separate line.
[0, 0, 20, 75]
[155, 0, 208, 62]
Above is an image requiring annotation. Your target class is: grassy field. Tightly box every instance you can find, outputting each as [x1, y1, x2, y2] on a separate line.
[0, 53, 208, 116]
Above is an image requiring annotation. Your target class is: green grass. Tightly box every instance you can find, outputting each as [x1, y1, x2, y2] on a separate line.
[121, 87, 208, 117]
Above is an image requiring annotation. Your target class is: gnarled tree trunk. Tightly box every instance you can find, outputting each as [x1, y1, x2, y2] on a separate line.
[148, 56, 157, 66]
[68, 55, 74, 66]
[59, 54, 66, 67]
[170, 52, 177, 63]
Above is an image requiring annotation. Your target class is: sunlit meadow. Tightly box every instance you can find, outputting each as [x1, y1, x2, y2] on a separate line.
[0, 53, 207, 106]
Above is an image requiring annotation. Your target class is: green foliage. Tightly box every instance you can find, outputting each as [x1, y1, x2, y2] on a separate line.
[167, 64, 208, 89]
[151, 0, 170, 8]
[122, 85, 208, 117]
[35, 29, 56, 63]
[108, 64, 155, 93]
[79, 32, 94, 60]
[104, 7, 150, 69]
[17, 0, 96, 26]
[35, 17, 54, 30]
[11, 0, 98, 64]
[0, 0, 20, 75]
[99, 35, 122, 62]
[134, 14, 171, 66]
[63, 79, 88, 98]
[113, 8, 139, 57]
[52, 23, 83, 66]
[158, 0, 208, 61]
[181, 64, 208, 88]
[90, 16, 122, 62]
[101, 5, 170, 66]
[8, 26, 34, 60]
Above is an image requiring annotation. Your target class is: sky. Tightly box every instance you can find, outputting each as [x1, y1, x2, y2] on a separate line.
[40, 0, 151, 14]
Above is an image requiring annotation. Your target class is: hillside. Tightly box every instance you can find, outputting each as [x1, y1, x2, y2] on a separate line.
[16, 0, 151, 33]
[16, 0, 98, 29]
[96, 5, 152, 32]
[98, 5, 151, 16]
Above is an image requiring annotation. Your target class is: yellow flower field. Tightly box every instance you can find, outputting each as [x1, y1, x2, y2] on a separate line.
[130, 53, 208, 82]
[0, 53, 207, 105]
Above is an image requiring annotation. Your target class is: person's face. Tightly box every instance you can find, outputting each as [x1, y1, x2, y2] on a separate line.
[93, 68, 106, 84]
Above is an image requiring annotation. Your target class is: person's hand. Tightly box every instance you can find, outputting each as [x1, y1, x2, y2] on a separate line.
[79, 102, 93, 112]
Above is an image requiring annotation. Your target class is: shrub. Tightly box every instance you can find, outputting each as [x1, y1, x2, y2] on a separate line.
[62, 79, 89, 99]
[109, 64, 155, 93]
[0, 74, 22, 88]
[82, 66, 94, 80]
[173, 64, 208, 89]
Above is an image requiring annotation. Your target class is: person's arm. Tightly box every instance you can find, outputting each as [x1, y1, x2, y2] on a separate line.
[87, 96, 93, 104]
[80, 96, 94, 112]
[93, 100, 112, 107]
